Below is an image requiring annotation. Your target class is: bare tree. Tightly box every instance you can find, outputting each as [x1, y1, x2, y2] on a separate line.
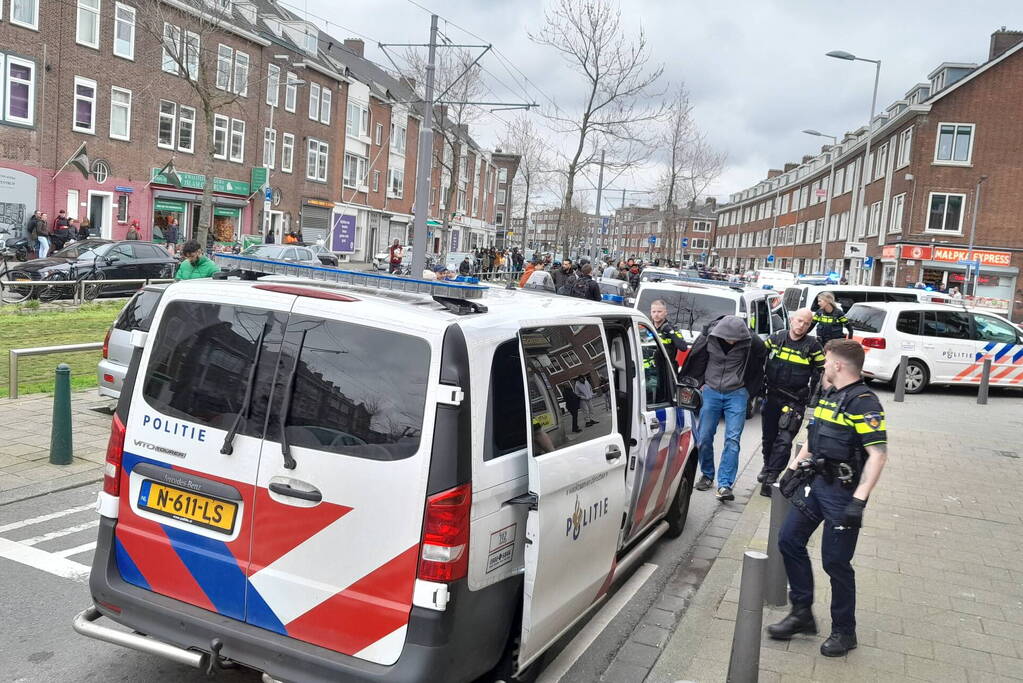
[133, 0, 254, 249]
[531, 0, 665, 257]
[499, 114, 553, 252]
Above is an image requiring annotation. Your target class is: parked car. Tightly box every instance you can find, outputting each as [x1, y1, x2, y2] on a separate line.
[593, 276, 635, 305]
[238, 244, 321, 265]
[751, 268, 797, 292]
[300, 243, 340, 267]
[5, 240, 176, 296]
[97, 285, 170, 399]
[848, 301, 1023, 393]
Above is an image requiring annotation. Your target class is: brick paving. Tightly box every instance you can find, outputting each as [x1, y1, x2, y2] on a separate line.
[0, 389, 113, 503]
[648, 386, 1023, 682]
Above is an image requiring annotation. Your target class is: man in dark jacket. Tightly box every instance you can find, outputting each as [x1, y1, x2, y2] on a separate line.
[459, 256, 472, 276]
[569, 263, 603, 301]
[681, 315, 768, 501]
[552, 259, 575, 292]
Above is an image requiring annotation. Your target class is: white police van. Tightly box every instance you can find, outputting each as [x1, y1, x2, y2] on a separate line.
[74, 255, 701, 682]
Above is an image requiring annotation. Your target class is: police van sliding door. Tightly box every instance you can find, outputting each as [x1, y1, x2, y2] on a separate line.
[516, 320, 627, 672]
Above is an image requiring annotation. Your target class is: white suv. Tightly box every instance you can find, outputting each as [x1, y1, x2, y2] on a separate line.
[848, 302, 1023, 393]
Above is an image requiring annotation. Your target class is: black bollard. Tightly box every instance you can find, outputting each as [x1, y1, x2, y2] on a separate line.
[765, 483, 791, 606]
[893, 355, 908, 403]
[727, 550, 767, 683]
[978, 357, 992, 405]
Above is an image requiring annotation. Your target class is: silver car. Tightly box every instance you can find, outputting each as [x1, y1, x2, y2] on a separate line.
[239, 244, 320, 265]
[97, 284, 169, 399]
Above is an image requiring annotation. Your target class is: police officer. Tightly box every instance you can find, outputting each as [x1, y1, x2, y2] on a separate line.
[648, 299, 688, 362]
[758, 308, 825, 497]
[767, 339, 888, 657]
[811, 292, 852, 344]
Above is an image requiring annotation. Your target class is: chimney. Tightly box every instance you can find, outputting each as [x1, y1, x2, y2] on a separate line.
[704, 197, 717, 209]
[801, 154, 814, 164]
[783, 162, 798, 172]
[766, 169, 782, 179]
[401, 75, 416, 92]
[343, 38, 365, 57]
[990, 27, 1023, 60]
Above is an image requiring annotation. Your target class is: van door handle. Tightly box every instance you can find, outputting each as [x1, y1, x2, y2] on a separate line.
[648, 418, 661, 432]
[269, 482, 322, 503]
[606, 444, 623, 462]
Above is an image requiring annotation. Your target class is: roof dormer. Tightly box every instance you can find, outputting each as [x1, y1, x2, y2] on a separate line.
[234, 1, 256, 25]
[928, 62, 978, 94]
[283, 20, 319, 56]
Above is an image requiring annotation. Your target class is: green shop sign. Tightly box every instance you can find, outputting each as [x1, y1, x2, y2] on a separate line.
[151, 168, 250, 196]
[250, 167, 268, 189]
[214, 206, 242, 218]
[153, 199, 186, 213]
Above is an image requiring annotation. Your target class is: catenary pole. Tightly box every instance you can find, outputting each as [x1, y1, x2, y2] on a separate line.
[410, 15, 438, 278]
[591, 150, 605, 261]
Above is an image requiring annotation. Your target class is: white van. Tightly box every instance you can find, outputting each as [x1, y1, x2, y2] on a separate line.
[752, 268, 797, 292]
[782, 284, 952, 314]
[847, 302, 1023, 393]
[74, 256, 701, 683]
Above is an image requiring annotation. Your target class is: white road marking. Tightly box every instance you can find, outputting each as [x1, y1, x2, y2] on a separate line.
[0, 503, 94, 533]
[20, 520, 100, 546]
[536, 562, 659, 683]
[0, 536, 90, 582]
[54, 541, 98, 558]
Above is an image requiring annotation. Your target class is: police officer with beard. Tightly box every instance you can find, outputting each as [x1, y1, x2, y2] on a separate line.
[758, 308, 824, 496]
[648, 299, 688, 361]
[767, 339, 888, 658]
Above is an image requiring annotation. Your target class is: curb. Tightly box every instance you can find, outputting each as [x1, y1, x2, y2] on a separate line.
[0, 470, 103, 506]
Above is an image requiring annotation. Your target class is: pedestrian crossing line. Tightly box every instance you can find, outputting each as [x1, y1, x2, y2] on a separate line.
[54, 541, 98, 558]
[0, 536, 90, 582]
[0, 503, 95, 533]
[20, 520, 100, 546]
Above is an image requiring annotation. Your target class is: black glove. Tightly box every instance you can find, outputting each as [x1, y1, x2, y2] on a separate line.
[778, 467, 802, 498]
[843, 498, 867, 528]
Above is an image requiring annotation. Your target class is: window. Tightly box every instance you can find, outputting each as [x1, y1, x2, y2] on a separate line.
[266, 63, 280, 107]
[497, 189, 506, 205]
[374, 123, 382, 146]
[157, 100, 176, 148]
[372, 170, 380, 192]
[229, 118, 245, 162]
[4, 56, 35, 125]
[843, 160, 857, 193]
[184, 31, 200, 80]
[343, 153, 366, 188]
[895, 311, 921, 335]
[562, 349, 582, 368]
[926, 192, 965, 233]
[834, 166, 844, 195]
[485, 340, 527, 460]
[922, 310, 971, 339]
[308, 82, 320, 120]
[285, 72, 298, 112]
[162, 23, 181, 74]
[177, 105, 194, 153]
[387, 168, 403, 198]
[212, 114, 228, 158]
[215, 45, 246, 94]
[216, 44, 232, 89]
[496, 211, 503, 226]
[867, 201, 882, 237]
[319, 87, 331, 124]
[117, 194, 129, 223]
[12, 0, 39, 29]
[306, 138, 328, 182]
[109, 87, 131, 140]
[112, 3, 136, 59]
[232, 51, 248, 96]
[888, 193, 905, 233]
[346, 100, 368, 137]
[973, 315, 1018, 344]
[73, 77, 96, 134]
[693, 220, 711, 232]
[935, 123, 974, 164]
[873, 142, 888, 180]
[390, 122, 406, 154]
[280, 132, 294, 173]
[77, 0, 100, 48]
[897, 126, 912, 167]
[498, 167, 508, 183]
[262, 128, 276, 169]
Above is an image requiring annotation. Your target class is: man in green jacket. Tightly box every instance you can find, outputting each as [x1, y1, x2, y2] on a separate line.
[175, 240, 219, 280]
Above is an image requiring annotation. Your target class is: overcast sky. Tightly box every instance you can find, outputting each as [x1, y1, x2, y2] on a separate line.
[303, 0, 1015, 211]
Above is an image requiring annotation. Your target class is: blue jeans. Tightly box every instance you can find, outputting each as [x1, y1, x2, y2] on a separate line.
[697, 386, 748, 489]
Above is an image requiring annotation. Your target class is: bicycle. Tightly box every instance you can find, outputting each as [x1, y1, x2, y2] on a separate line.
[35, 260, 106, 303]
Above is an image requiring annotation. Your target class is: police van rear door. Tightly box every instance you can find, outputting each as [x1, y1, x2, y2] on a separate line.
[515, 319, 627, 672]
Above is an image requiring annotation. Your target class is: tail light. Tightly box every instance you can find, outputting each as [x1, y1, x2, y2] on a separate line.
[418, 483, 472, 582]
[102, 327, 112, 359]
[862, 337, 886, 349]
[104, 414, 126, 496]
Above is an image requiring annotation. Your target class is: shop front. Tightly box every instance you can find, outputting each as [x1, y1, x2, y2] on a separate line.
[150, 168, 252, 249]
[299, 198, 334, 244]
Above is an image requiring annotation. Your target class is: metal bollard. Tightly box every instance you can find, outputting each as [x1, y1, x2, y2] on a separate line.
[727, 550, 768, 683]
[893, 355, 908, 403]
[765, 483, 791, 606]
[50, 363, 73, 465]
[977, 357, 992, 405]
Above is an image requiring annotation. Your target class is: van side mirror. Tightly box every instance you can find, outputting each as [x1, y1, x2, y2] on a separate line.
[677, 383, 702, 412]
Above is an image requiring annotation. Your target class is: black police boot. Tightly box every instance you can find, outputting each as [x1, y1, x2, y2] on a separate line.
[820, 631, 857, 657]
[766, 606, 817, 640]
[759, 472, 778, 498]
[756, 468, 769, 483]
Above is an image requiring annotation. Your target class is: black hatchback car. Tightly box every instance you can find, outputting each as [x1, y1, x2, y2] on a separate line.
[7, 240, 177, 295]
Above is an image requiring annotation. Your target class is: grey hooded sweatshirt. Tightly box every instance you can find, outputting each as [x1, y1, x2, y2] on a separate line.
[704, 315, 753, 393]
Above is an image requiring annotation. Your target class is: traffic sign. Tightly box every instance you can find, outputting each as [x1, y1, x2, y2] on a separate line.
[864, 256, 874, 269]
[648, 235, 656, 244]
[262, 199, 271, 212]
[957, 259, 981, 269]
[264, 187, 273, 202]
[681, 238, 689, 248]
[766, 254, 775, 263]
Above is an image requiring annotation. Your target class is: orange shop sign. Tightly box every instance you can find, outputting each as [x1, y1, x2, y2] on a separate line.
[881, 244, 933, 260]
[931, 247, 1012, 267]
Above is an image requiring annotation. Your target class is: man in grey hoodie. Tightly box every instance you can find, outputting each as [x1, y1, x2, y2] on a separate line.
[680, 315, 768, 500]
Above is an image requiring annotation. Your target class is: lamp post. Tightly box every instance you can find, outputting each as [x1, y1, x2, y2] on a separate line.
[827, 50, 881, 285]
[803, 130, 839, 275]
[966, 175, 988, 296]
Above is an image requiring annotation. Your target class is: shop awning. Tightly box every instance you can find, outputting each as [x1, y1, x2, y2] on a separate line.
[153, 189, 249, 208]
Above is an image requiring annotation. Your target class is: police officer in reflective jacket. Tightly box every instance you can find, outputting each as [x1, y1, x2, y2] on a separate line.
[758, 308, 825, 497]
[767, 339, 888, 658]
[811, 292, 852, 344]
[649, 299, 688, 362]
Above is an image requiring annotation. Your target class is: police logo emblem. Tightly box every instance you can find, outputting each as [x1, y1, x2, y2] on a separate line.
[864, 412, 883, 430]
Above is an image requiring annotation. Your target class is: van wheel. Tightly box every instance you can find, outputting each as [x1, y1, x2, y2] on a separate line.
[902, 360, 929, 394]
[666, 455, 697, 538]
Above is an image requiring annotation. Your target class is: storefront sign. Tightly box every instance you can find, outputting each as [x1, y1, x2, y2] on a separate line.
[150, 168, 250, 196]
[250, 167, 268, 189]
[0, 167, 36, 233]
[214, 206, 242, 219]
[882, 244, 932, 260]
[305, 198, 335, 209]
[115, 186, 134, 193]
[451, 229, 460, 252]
[931, 247, 1012, 267]
[331, 213, 356, 253]
[154, 199, 187, 213]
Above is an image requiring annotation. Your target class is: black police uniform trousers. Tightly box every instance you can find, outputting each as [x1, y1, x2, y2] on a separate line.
[779, 476, 859, 635]
[760, 393, 804, 477]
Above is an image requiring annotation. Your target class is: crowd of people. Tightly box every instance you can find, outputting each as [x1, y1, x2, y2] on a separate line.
[16, 209, 168, 260]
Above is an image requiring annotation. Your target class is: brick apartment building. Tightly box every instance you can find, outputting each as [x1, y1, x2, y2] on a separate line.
[528, 207, 602, 255]
[714, 29, 1023, 321]
[611, 199, 717, 263]
[0, 0, 516, 261]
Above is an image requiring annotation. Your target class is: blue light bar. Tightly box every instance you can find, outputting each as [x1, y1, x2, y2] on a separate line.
[214, 253, 488, 300]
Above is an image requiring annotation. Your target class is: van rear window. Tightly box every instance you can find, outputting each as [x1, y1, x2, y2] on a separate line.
[846, 306, 886, 333]
[115, 289, 163, 332]
[637, 290, 735, 334]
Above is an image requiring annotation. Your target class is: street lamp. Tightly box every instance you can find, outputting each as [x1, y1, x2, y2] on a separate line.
[803, 129, 839, 274]
[827, 49, 881, 284]
[966, 175, 989, 296]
